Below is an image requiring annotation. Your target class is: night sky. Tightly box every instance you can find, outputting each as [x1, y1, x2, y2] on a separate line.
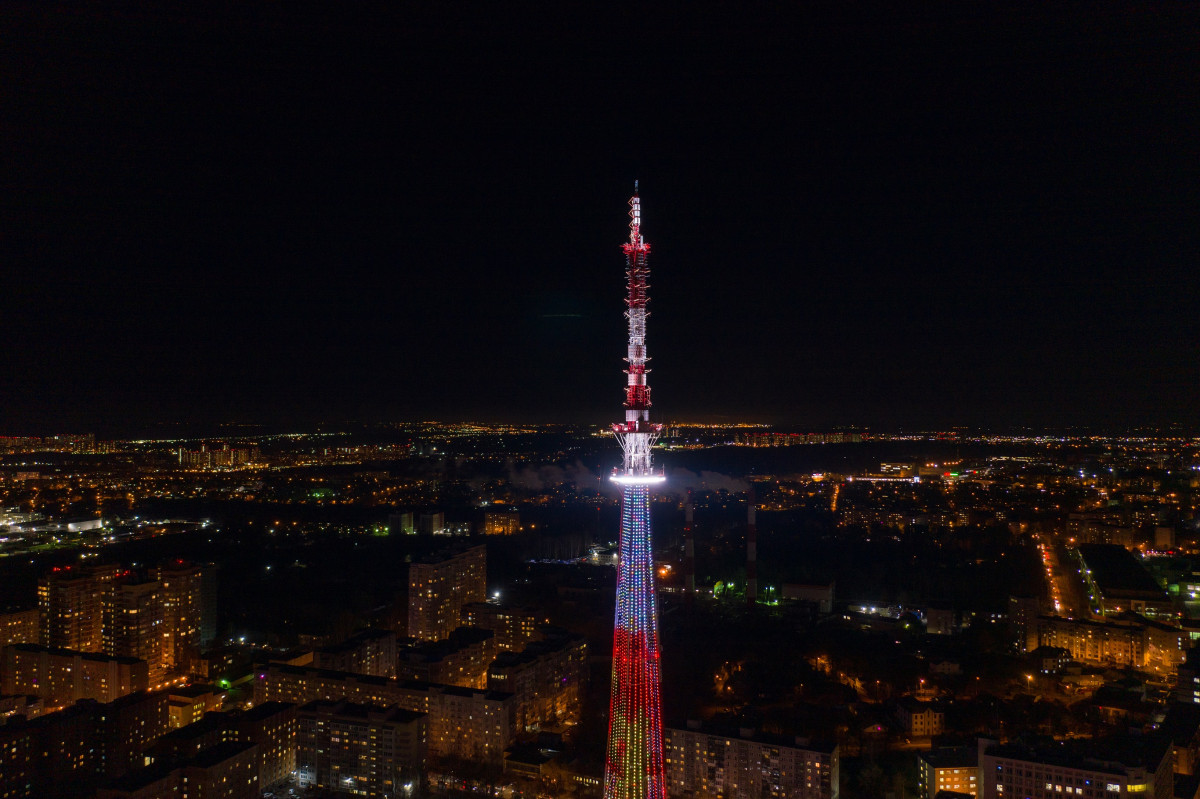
[4, 2, 1199, 434]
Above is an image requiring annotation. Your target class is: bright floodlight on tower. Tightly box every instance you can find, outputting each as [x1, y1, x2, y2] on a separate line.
[603, 183, 667, 799]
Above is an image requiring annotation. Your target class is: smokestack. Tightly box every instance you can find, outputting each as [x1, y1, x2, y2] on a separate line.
[684, 491, 695, 606]
[746, 485, 757, 606]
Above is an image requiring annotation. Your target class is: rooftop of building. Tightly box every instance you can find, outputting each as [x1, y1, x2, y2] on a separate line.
[983, 735, 1170, 776]
[1160, 702, 1200, 746]
[1120, 613, 1187, 632]
[5, 642, 143, 665]
[0, 694, 42, 709]
[412, 542, 486, 566]
[236, 700, 296, 723]
[316, 627, 395, 656]
[398, 626, 494, 663]
[264, 662, 515, 702]
[919, 746, 978, 768]
[1, 697, 101, 731]
[298, 699, 426, 724]
[1037, 614, 1145, 632]
[461, 601, 543, 618]
[97, 760, 177, 792]
[4, 691, 159, 730]
[185, 740, 257, 769]
[897, 696, 943, 713]
[673, 720, 837, 754]
[1077, 544, 1168, 599]
[102, 690, 163, 711]
[505, 743, 558, 767]
[168, 684, 216, 700]
[489, 631, 585, 670]
[157, 711, 231, 743]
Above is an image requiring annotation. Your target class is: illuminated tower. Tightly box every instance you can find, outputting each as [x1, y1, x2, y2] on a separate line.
[604, 183, 667, 799]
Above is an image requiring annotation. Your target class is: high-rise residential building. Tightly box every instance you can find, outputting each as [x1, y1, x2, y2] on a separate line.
[0, 608, 38, 648]
[2, 643, 149, 707]
[1037, 614, 1190, 674]
[178, 740, 260, 798]
[149, 701, 297, 791]
[978, 737, 1172, 799]
[407, 544, 486, 642]
[484, 510, 520, 536]
[388, 511, 416, 536]
[38, 564, 120, 652]
[297, 700, 427, 797]
[313, 628, 397, 678]
[96, 741, 260, 799]
[1, 699, 104, 797]
[487, 628, 587, 733]
[461, 602, 547, 652]
[150, 712, 237, 763]
[918, 747, 978, 799]
[234, 701, 299, 790]
[253, 663, 517, 763]
[0, 714, 35, 799]
[104, 579, 167, 685]
[154, 561, 216, 671]
[200, 565, 218, 648]
[664, 722, 839, 799]
[418, 512, 446, 536]
[1009, 595, 1042, 653]
[97, 691, 171, 780]
[0, 691, 166, 798]
[397, 626, 497, 688]
[1175, 647, 1200, 705]
[37, 562, 211, 687]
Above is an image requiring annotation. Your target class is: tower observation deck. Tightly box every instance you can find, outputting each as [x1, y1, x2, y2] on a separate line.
[604, 184, 667, 799]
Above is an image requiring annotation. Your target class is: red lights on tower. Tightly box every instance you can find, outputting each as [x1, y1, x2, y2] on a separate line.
[604, 184, 667, 799]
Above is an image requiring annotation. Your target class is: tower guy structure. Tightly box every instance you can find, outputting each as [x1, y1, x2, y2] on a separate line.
[604, 183, 667, 799]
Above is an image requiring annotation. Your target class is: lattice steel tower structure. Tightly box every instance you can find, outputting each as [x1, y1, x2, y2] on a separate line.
[604, 183, 667, 799]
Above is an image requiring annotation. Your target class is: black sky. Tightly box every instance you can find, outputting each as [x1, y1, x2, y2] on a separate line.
[3, 2, 1199, 435]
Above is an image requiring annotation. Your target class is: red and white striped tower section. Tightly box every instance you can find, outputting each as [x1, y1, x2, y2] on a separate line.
[684, 491, 695, 606]
[604, 183, 667, 799]
[746, 486, 758, 606]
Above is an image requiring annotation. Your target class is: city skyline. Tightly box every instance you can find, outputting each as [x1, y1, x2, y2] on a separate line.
[3, 3, 1199, 432]
[6, 407, 1200, 797]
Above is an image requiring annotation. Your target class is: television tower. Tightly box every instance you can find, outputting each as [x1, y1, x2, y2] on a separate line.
[604, 183, 667, 799]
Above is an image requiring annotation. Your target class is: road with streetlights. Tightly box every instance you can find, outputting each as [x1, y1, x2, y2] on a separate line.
[1040, 542, 1090, 619]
